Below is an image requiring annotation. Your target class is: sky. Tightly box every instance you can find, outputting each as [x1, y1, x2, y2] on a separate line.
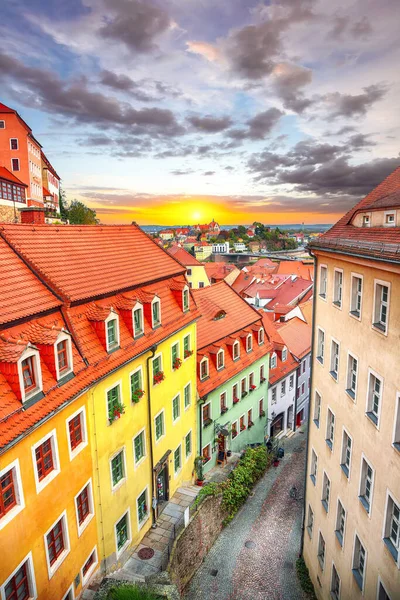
[1, 0, 399, 226]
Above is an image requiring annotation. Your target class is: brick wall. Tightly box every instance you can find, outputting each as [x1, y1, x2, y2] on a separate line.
[0, 205, 20, 223]
[168, 494, 227, 593]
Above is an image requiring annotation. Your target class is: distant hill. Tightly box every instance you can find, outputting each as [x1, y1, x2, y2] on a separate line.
[140, 224, 332, 234]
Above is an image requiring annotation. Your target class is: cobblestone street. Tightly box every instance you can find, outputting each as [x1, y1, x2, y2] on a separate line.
[184, 428, 308, 600]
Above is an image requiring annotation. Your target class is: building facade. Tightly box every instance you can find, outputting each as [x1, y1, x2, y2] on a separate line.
[303, 167, 400, 600]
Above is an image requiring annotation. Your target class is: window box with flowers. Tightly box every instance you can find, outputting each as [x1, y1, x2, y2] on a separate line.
[249, 385, 256, 393]
[231, 424, 238, 439]
[108, 400, 125, 424]
[259, 410, 266, 418]
[241, 391, 248, 399]
[184, 349, 193, 359]
[202, 453, 211, 464]
[153, 371, 165, 385]
[173, 357, 182, 370]
[220, 406, 228, 415]
[233, 396, 240, 405]
[260, 377, 266, 383]
[203, 417, 213, 428]
[248, 421, 254, 429]
[240, 423, 246, 432]
[132, 389, 145, 403]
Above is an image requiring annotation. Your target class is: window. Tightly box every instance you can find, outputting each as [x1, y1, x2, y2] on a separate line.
[152, 355, 163, 384]
[366, 371, 382, 426]
[307, 505, 314, 538]
[220, 392, 227, 414]
[172, 394, 180, 422]
[241, 378, 247, 397]
[350, 275, 363, 317]
[35, 439, 54, 481]
[247, 408, 253, 427]
[130, 369, 143, 402]
[359, 456, 374, 513]
[0, 460, 24, 529]
[111, 450, 125, 488]
[200, 358, 209, 380]
[259, 398, 264, 417]
[393, 393, 400, 451]
[11, 158, 20, 171]
[378, 581, 391, 600]
[319, 265, 327, 298]
[152, 298, 161, 327]
[258, 328, 264, 344]
[281, 380, 286, 397]
[202, 402, 211, 426]
[326, 408, 335, 450]
[317, 329, 325, 364]
[317, 532, 325, 569]
[56, 339, 70, 377]
[373, 281, 390, 333]
[352, 535, 366, 591]
[67, 409, 87, 458]
[270, 353, 277, 369]
[330, 340, 339, 380]
[385, 211, 396, 226]
[271, 387, 277, 405]
[107, 384, 123, 423]
[171, 342, 180, 370]
[115, 511, 130, 555]
[340, 430, 352, 478]
[185, 431, 192, 458]
[133, 430, 146, 464]
[346, 354, 358, 400]
[45, 513, 69, 575]
[10, 138, 18, 150]
[249, 372, 255, 390]
[259, 365, 265, 382]
[289, 374, 294, 390]
[231, 421, 238, 439]
[333, 269, 343, 307]
[2, 554, 36, 600]
[322, 472, 331, 512]
[133, 305, 143, 337]
[0, 120, 5, 129]
[335, 500, 346, 546]
[183, 288, 190, 311]
[155, 411, 165, 441]
[310, 450, 318, 485]
[184, 383, 191, 409]
[331, 564, 341, 600]
[202, 443, 211, 463]
[282, 347, 287, 362]
[106, 318, 119, 351]
[239, 414, 246, 433]
[313, 392, 321, 427]
[75, 480, 94, 536]
[383, 493, 400, 563]
[174, 445, 182, 474]
[187, 268, 192, 276]
[21, 354, 39, 396]
[362, 214, 370, 227]
[183, 334, 191, 358]
[199, 281, 205, 288]
[233, 341, 240, 360]
[246, 334, 253, 352]
[217, 349, 224, 370]
[81, 547, 98, 585]
[137, 489, 148, 526]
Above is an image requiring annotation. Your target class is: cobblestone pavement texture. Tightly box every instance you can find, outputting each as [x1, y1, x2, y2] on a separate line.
[184, 429, 307, 600]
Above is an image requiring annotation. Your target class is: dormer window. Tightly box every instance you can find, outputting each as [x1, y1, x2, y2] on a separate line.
[362, 215, 370, 227]
[270, 353, 277, 369]
[105, 313, 120, 352]
[22, 356, 36, 393]
[133, 304, 144, 338]
[246, 334, 253, 352]
[152, 298, 161, 328]
[258, 329, 264, 345]
[55, 333, 73, 381]
[282, 347, 287, 362]
[183, 288, 190, 312]
[18, 348, 42, 402]
[200, 358, 209, 380]
[233, 341, 240, 360]
[217, 349, 225, 370]
[385, 211, 396, 226]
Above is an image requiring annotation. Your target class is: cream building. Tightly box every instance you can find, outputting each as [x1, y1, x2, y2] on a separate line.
[303, 167, 400, 600]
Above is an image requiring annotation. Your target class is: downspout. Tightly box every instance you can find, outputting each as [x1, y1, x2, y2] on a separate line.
[90, 383, 107, 574]
[146, 345, 158, 528]
[299, 249, 317, 557]
[293, 359, 300, 433]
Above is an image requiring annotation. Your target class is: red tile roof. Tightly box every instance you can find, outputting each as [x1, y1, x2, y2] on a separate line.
[275, 260, 314, 280]
[0, 224, 186, 302]
[264, 277, 313, 309]
[277, 317, 311, 360]
[204, 262, 240, 281]
[261, 314, 298, 384]
[167, 245, 202, 266]
[0, 166, 28, 187]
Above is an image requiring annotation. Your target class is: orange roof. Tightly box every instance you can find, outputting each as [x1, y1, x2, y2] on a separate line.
[0, 237, 61, 325]
[42, 186, 52, 197]
[167, 245, 202, 266]
[261, 314, 298, 384]
[275, 260, 314, 281]
[264, 277, 313, 308]
[277, 317, 311, 360]
[231, 270, 254, 294]
[299, 299, 313, 324]
[0, 166, 28, 187]
[204, 262, 240, 281]
[0, 224, 185, 302]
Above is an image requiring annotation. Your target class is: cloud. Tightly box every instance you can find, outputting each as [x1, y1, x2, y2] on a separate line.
[99, 69, 158, 102]
[272, 62, 313, 113]
[324, 84, 387, 119]
[186, 41, 222, 62]
[203, 170, 215, 176]
[170, 169, 194, 176]
[98, 0, 171, 53]
[225, 107, 284, 141]
[187, 114, 233, 133]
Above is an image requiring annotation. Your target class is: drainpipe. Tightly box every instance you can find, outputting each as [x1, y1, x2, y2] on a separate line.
[299, 250, 317, 557]
[146, 345, 158, 528]
[293, 360, 300, 433]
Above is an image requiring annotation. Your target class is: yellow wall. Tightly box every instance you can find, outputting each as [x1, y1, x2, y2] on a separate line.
[194, 247, 212, 261]
[0, 392, 98, 600]
[186, 265, 210, 289]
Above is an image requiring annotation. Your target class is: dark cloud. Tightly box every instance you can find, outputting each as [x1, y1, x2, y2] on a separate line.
[274, 63, 313, 113]
[79, 134, 114, 146]
[326, 126, 357, 137]
[225, 107, 283, 141]
[0, 52, 184, 136]
[99, 0, 171, 53]
[329, 14, 372, 40]
[328, 15, 348, 39]
[347, 133, 376, 149]
[187, 114, 233, 133]
[325, 84, 387, 118]
[99, 69, 157, 101]
[170, 169, 194, 176]
[203, 171, 215, 176]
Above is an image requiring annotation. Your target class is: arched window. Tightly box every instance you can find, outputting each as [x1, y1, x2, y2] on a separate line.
[217, 349, 225, 370]
[200, 358, 209, 380]
[246, 334, 253, 352]
[270, 353, 277, 369]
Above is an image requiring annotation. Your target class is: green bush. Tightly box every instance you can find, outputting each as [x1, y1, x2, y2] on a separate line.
[296, 557, 317, 599]
[106, 584, 162, 600]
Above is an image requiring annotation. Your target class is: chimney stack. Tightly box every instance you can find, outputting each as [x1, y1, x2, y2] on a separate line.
[20, 207, 46, 225]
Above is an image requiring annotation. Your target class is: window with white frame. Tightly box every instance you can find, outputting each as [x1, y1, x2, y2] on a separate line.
[11, 158, 20, 171]
[383, 493, 400, 563]
[333, 269, 343, 307]
[271, 387, 277, 405]
[335, 499, 346, 546]
[55, 334, 73, 380]
[317, 329, 325, 363]
[154, 411, 165, 441]
[340, 430, 352, 478]
[200, 357, 209, 380]
[110, 449, 126, 489]
[0, 459, 25, 530]
[246, 334, 253, 352]
[350, 275, 363, 318]
[0, 120, 5, 129]
[184, 382, 191, 409]
[378, 581, 391, 600]
[393, 393, 400, 451]
[373, 281, 390, 333]
[185, 431, 192, 458]
[346, 354, 358, 399]
[106, 315, 119, 352]
[133, 304, 144, 337]
[152, 298, 161, 328]
[359, 456, 374, 513]
[1, 553, 37, 600]
[319, 265, 327, 299]
[233, 340, 240, 360]
[171, 342, 180, 369]
[322, 472, 331, 512]
[331, 564, 341, 600]
[183, 287, 190, 312]
[366, 371, 382, 426]
[352, 535, 366, 591]
[281, 379, 286, 397]
[66, 407, 87, 459]
[307, 505, 314, 538]
[282, 347, 287, 362]
[19, 349, 42, 402]
[81, 546, 98, 586]
[75, 479, 94, 536]
[258, 328, 264, 344]
[330, 340, 339, 380]
[217, 349, 225, 370]
[130, 368, 143, 403]
[172, 394, 180, 422]
[44, 511, 70, 577]
[289, 374, 294, 390]
[313, 391, 321, 427]
[133, 430, 146, 465]
[174, 445, 182, 474]
[32, 430, 60, 493]
[152, 355, 163, 385]
[107, 383, 123, 423]
[326, 408, 335, 450]
[270, 353, 277, 369]
[115, 510, 131, 556]
[310, 449, 318, 485]
[317, 532, 325, 569]
[137, 488, 149, 527]
[362, 214, 370, 227]
[183, 334, 191, 358]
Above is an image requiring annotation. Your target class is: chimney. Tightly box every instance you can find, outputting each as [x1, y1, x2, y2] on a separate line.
[20, 207, 46, 224]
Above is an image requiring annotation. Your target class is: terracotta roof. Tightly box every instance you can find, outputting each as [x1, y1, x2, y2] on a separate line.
[277, 317, 311, 360]
[0, 238, 61, 325]
[0, 224, 185, 302]
[0, 102, 32, 134]
[167, 245, 201, 266]
[261, 314, 298, 384]
[264, 277, 313, 309]
[275, 260, 314, 281]
[231, 270, 255, 294]
[0, 166, 28, 187]
[299, 299, 313, 325]
[204, 262, 240, 282]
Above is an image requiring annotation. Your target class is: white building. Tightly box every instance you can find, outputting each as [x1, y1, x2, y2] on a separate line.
[234, 242, 247, 252]
[212, 241, 230, 254]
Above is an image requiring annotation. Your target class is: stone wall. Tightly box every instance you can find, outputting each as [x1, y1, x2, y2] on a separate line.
[168, 494, 227, 594]
[0, 205, 20, 223]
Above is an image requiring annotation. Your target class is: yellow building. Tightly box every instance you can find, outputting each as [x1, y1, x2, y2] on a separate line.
[167, 245, 210, 288]
[194, 242, 213, 262]
[303, 168, 400, 600]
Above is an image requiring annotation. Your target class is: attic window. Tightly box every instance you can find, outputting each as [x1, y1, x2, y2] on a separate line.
[246, 334, 253, 352]
[200, 358, 209, 380]
[233, 341, 240, 360]
[217, 349, 225, 370]
[18, 349, 43, 402]
[152, 298, 161, 328]
[362, 215, 370, 227]
[106, 316, 119, 352]
[270, 353, 277, 369]
[55, 334, 73, 380]
[183, 288, 190, 312]
[22, 357, 37, 393]
[258, 329, 264, 345]
[282, 347, 287, 362]
[385, 212, 396, 226]
[213, 310, 226, 321]
[133, 304, 144, 338]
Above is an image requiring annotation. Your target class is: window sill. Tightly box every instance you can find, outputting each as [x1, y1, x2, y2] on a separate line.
[319, 293, 326, 301]
[352, 569, 363, 591]
[366, 411, 379, 427]
[310, 474, 316, 486]
[321, 500, 329, 513]
[134, 456, 146, 470]
[58, 371, 75, 386]
[358, 495, 370, 514]
[345, 388, 355, 401]
[335, 530, 343, 547]
[372, 322, 387, 335]
[313, 419, 320, 429]
[69, 440, 88, 462]
[326, 439, 333, 451]
[133, 331, 144, 340]
[47, 548, 70, 579]
[340, 464, 349, 478]
[349, 310, 361, 320]
[0, 502, 25, 531]
[316, 357, 324, 365]
[383, 537, 399, 563]
[23, 389, 45, 409]
[329, 371, 338, 382]
[111, 478, 127, 493]
[107, 345, 120, 354]
[116, 538, 131, 559]
[36, 468, 60, 494]
[332, 301, 342, 309]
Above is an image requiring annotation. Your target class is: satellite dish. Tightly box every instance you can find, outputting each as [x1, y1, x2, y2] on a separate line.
[220, 428, 229, 437]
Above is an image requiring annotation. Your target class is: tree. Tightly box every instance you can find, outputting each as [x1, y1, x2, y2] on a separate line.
[67, 200, 99, 225]
[59, 186, 69, 220]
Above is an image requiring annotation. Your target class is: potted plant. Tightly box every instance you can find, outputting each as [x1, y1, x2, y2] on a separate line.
[249, 384, 256, 393]
[248, 420, 254, 429]
[153, 371, 165, 385]
[184, 349, 193, 358]
[233, 396, 240, 404]
[260, 377, 266, 383]
[173, 357, 182, 370]
[132, 389, 145, 403]
[109, 401, 125, 423]
[259, 410, 266, 417]
[194, 456, 205, 486]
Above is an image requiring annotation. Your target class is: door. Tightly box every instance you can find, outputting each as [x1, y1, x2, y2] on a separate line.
[287, 405, 294, 431]
[157, 465, 168, 505]
[296, 409, 303, 428]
